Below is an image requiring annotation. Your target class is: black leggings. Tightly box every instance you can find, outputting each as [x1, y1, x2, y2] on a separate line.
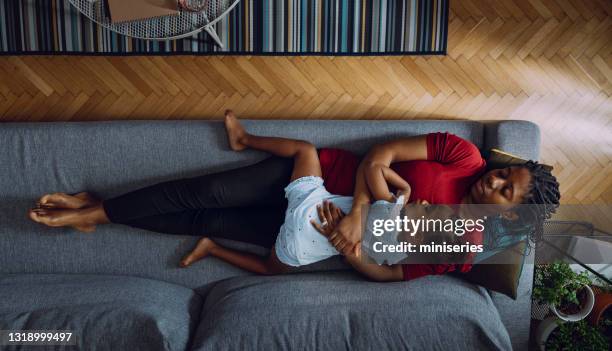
[102, 157, 293, 249]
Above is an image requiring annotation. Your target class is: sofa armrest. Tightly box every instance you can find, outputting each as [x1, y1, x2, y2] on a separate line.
[483, 120, 541, 161]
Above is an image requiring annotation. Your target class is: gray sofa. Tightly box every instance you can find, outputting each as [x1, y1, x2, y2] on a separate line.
[0, 120, 539, 351]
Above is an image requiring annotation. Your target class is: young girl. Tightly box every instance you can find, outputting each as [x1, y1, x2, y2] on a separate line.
[179, 111, 411, 281]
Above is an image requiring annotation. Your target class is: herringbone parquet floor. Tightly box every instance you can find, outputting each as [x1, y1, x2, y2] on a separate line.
[0, 0, 610, 205]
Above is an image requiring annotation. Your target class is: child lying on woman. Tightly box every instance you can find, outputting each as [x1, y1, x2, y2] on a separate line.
[179, 111, 413, 281]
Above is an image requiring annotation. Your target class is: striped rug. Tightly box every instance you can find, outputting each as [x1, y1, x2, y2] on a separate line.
[0, 0, 448, 55]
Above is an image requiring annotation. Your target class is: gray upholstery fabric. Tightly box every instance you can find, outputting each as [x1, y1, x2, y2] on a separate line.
[0, 120, 541, 350]
[483, 120, 541, 160]
[191, 271, 512, 351]
[489, 251, 536, 351]
[0, 274, 202, 351]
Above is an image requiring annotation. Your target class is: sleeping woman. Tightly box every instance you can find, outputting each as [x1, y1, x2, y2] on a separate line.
[28, 111, 561, 281]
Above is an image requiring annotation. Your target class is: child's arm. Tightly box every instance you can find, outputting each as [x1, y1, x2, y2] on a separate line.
[311, 201, 404, 282]
[365, 164, 410, 202]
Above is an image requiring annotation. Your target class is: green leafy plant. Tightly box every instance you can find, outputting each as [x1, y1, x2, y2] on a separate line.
[545, 320, 608, 351]
[533, 261, 591, 308]
[600, 311, 612, 346]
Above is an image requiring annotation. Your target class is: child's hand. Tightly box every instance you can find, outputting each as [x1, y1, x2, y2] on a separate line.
[395, 184, 411, 205]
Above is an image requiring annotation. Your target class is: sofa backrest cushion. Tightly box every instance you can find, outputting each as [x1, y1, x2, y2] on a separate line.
[1, 120, 483, 199]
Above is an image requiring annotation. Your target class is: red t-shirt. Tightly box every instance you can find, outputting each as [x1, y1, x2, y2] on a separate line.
[319, 132, 487, 281]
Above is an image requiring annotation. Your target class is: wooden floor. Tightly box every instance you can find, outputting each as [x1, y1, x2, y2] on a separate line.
[0, 0, 610, 205]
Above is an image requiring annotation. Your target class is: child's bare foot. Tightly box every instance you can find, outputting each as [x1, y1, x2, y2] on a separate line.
[28, 208, 96, 233]
[37, 192, 99, 209]
[224, 110, 248, 151]
[180, 238, 217, 267]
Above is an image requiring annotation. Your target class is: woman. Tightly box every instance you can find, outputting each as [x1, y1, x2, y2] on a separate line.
[28, 112, 560, 281]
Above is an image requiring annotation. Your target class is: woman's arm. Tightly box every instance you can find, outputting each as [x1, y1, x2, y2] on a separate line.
[312, 202, 404, 281]
[329, 136, 428, 254]
[365, 165, 411, 202]
[344, 252, 404, 282]
[363, 135, 429, 167]
[325, 161, 372, 255]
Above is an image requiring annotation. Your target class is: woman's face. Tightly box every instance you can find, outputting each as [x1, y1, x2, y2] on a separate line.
[469, 166, 532, 207]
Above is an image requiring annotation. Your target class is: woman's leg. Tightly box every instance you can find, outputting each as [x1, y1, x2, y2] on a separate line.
[123, 206, 285, 248]
[29, 203, 109, 233]
[29, 156, 292, 234]
[102, 155, 293, 224]
[32, 155, 289, 219]
[180, 237, 289, 275]
[30, 195, 284, 248]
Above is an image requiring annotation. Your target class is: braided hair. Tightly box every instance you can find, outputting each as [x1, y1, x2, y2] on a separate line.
[488, 161, 561, 249]
[519, 161, 561, 241]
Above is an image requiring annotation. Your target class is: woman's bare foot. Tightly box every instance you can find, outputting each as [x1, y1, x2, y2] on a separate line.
[37, 192, 99, 209]
[28, 205, 106, 233]
[224, 110, 248, 151]
[180, 238, 218, 267]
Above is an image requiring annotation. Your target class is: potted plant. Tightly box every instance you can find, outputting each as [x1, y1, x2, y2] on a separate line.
[595, 311, 612, 346]
[534, 262, 595, 322]
[535, 317, 563, 351]
[535, 318, 608, 351]
[589, 280, 612, 342]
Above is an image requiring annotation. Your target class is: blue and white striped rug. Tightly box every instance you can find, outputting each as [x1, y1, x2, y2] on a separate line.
[0, 0, 448, 55]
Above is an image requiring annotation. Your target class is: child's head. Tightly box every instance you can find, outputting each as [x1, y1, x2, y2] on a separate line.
[397, 202, 470, 264]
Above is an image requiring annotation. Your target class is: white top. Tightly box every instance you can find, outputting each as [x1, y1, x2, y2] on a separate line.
[274, 176, 403, 267]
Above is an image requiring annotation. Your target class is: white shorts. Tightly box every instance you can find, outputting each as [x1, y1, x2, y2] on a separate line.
[274, 176, 353, 267]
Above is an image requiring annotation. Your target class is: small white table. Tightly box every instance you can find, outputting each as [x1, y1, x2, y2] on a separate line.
[68, 0, 241, 47]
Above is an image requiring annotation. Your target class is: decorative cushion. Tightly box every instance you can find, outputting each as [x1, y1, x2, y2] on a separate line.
[487, 148, 552, 171]
[462, 241, 528, 299]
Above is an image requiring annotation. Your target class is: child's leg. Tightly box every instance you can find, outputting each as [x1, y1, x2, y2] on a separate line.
[225, 110, 321, 181]
[180, 237, 289, 275]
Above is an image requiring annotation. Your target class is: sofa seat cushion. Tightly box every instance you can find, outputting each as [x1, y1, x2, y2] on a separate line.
[0, 274, 202, 351]
[191, 271, 512, 351]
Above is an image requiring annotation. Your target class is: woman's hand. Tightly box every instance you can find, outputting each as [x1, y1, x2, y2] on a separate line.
[310, 200, 344, 237]
[311, 201, 362, 256]
[328, 214, 362, 255]
[311, 201, 361, 256]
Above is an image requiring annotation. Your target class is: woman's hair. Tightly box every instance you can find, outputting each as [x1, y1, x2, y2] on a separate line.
[493, 160, 561, 247]
[521, 161, 561, 217]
